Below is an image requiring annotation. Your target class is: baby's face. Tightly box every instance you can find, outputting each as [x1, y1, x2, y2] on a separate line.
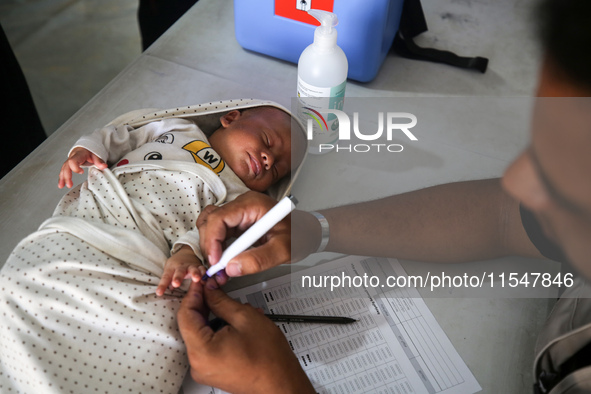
[209, 108, 296, 192]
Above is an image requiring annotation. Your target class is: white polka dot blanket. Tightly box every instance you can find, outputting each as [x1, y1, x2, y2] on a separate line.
[0, 99, 307, 393]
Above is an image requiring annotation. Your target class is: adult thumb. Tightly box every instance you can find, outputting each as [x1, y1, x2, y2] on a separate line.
[225, 236, 291, 277]
[203, 281, 247, 324]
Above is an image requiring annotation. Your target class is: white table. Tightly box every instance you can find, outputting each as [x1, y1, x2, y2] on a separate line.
[0, 0, 556, 392]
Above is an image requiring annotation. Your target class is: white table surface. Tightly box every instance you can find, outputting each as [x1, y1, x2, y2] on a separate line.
[1, 0, 556, 393]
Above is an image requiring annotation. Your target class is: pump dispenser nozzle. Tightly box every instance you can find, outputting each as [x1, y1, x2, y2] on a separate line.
[308, 9, 339, 48]
[308, 9, 338, 34]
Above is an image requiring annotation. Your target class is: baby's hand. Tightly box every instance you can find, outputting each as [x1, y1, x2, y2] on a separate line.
[157, 245, 205, 296]
[58, 147, 108, 188]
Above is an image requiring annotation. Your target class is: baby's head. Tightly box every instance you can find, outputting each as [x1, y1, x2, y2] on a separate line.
[208, 106, 306, 192]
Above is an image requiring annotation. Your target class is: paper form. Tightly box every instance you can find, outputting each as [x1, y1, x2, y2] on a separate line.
[182, 256, 481, 394]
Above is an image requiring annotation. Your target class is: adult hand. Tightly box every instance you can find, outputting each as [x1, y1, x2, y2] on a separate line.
[197, 191, 291, 280]
[58, 147, 108, 188]
[197, 191, 323, 283]
[177, 280, 315, 394]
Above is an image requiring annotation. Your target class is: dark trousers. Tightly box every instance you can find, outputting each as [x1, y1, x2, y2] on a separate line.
[1, 23, 46, 178]
[138, 0, 199, 51]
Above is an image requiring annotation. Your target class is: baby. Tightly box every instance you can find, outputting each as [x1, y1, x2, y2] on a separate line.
[0, 100, 307, 393]
[57, 104, 305, 296]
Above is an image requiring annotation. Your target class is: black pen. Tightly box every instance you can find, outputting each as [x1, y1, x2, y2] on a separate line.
[209, 314, 357, 331]
[266, 314, 357, 324]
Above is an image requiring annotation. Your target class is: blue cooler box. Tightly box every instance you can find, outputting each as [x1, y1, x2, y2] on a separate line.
[234, 0, 404, 83]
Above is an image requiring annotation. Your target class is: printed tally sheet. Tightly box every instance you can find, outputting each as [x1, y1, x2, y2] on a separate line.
[183, 256, 481, 394]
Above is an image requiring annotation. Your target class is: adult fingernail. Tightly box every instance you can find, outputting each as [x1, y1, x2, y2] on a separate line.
[226, 263, 242, 277]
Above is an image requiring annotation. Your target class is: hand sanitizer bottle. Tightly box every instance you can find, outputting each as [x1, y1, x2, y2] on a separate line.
[297, 9, 348, 154]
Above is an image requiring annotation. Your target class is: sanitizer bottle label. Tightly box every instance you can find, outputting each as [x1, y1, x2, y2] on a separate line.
[297, 78, 346, 154]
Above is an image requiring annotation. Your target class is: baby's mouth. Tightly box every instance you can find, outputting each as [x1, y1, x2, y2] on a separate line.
[249, 154, 261, 177]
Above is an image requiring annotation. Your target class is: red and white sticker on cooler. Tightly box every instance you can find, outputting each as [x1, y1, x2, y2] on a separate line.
[274, 0, 334, 25]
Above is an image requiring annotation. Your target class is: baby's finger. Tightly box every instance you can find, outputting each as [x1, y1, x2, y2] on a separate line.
[90, 153, 108, 169]
[213, 270, 229, 286]
[59, 164, 73, 189]
[68, 159, 85, 175]
[172, 267, 188, 288]
[188, 265, 203, 282]
[156, 272, 174, 296]
[58, 170, 68, 189]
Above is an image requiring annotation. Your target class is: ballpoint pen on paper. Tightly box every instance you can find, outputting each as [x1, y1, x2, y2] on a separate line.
[209, 314, 357, 331]
[265, 314, 357, 324]
[200, 195, 298, 281]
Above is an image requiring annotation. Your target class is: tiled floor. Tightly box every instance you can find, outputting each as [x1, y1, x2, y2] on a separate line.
[1, 0, 141, 136]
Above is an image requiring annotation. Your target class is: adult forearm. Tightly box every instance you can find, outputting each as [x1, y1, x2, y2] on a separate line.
[319, 178, 527, 263]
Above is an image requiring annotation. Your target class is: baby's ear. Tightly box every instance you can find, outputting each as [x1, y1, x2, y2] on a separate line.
[219, 110, 241, 128]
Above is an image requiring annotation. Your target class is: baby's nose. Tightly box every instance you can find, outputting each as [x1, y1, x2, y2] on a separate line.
[262, 152, 274, 169]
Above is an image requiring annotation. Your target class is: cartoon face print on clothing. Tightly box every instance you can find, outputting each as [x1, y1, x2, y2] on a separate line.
[155, 133, 174, 144]
[146, 133, 174, 160]
[183, 141, 225, 175]
[144, 151, 163, 160]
